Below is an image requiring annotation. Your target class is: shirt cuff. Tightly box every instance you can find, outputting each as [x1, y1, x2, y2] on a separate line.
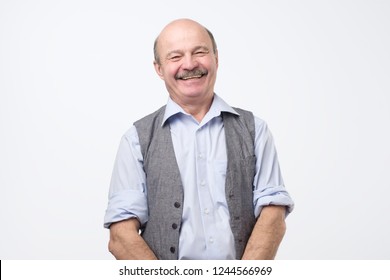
[253, 185, 295, 218]
[104, 190, 148, 228]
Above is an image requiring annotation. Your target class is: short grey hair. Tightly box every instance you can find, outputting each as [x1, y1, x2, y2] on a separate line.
[153, 27, 218, 65]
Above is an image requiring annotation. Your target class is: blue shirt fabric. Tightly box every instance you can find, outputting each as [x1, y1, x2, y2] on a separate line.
[104, 94, 294, 259]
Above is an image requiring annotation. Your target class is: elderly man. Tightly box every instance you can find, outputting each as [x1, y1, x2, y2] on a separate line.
[104, 18, 294, 260]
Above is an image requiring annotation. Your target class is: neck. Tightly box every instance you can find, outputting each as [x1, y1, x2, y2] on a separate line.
[171, 93, 214, 122]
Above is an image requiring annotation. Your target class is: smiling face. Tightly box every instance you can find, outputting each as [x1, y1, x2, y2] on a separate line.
[154, 19, 218, 107]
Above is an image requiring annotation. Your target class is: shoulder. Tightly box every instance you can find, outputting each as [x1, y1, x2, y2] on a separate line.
[231, 107, 271, 140]
[230, 107, 256, 132]
[252, 116, 275, 145]
[119, 125, 141, 149]
[253, 115, 268, 133]
[134, 105, 166, 127]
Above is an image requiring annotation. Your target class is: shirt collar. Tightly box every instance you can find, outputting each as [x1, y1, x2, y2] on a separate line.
[162, 93, 239, 126]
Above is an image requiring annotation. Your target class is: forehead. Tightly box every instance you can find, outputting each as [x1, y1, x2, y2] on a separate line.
[158, 22, 212, 53]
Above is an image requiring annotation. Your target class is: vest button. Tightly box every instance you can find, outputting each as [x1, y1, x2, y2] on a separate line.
[172, 223, 178, 229]
[170, 246, 176, 253]
[174, 202, 181, 208]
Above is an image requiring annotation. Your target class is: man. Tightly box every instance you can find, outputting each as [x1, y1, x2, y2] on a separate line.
[104, 18, 294, 260]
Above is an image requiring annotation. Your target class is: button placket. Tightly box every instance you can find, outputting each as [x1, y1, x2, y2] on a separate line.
[195, 126, 217, 248]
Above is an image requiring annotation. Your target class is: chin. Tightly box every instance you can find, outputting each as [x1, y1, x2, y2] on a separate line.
[178, 85, 212, 97]
[181, 91, 209, 99]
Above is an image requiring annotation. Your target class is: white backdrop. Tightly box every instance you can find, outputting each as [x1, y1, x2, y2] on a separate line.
[1, 0, 389, 259]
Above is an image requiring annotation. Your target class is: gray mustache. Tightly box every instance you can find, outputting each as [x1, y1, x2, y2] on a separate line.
[175, 69, 208, 80]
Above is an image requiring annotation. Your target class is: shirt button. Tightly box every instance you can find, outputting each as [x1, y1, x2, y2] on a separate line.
[204, 208, 209, 215]
[198, 153, 203, 159]
[174, 202, 181, 208]
[172, 223, 178, 229]
[170, 247, 176, 253]
[209, 237, 214, 244]
[200, 180, 206, 187]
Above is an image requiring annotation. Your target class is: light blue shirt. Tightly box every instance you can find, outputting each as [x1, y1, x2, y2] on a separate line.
[104, 94, 294, 259]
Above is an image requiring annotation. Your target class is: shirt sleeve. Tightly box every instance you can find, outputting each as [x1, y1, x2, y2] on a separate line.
[253, 117, 294, 218]
[103, 126, 148, 228]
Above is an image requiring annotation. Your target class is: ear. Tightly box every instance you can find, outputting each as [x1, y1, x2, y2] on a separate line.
[153, 61, 165, 80]
[214, 50, 219, 69]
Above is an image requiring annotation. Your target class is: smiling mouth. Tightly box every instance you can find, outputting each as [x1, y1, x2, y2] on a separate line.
[176, 69, 208, 80]
[180, 74, 204, 80]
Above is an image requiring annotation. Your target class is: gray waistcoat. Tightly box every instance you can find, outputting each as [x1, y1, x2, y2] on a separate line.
[134, 106, 256, 259]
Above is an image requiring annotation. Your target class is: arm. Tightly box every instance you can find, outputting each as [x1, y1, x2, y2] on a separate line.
[108, 218, 157, 260]
[241, 205, 286, 260]
[105, 127, 153, 259]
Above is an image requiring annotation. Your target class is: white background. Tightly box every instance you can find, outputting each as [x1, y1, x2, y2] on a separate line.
[1, 0, 389, 259]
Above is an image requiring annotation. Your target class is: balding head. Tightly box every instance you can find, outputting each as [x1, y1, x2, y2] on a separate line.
[154, 19, 217, 65]
[152, 18, 219, 116]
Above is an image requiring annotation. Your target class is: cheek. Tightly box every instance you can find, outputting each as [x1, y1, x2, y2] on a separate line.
[158, 61, 176, 76]
[202, 58, 218, 72]
[164, 65, 180, 80]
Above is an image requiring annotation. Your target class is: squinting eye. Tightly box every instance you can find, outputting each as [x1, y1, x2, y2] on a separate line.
[169, 56, 181, 61]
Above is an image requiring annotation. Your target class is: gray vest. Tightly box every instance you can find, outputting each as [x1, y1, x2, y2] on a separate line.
[134, 106, 256, 259]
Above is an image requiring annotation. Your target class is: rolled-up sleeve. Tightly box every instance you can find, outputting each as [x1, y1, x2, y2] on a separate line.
[104, 126, 149, 228]
[253, 117, 294, 218]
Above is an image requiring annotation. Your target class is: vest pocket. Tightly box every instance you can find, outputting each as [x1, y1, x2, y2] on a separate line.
[212, 160, 229, 211]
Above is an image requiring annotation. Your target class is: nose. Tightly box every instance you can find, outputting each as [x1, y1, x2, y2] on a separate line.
[182, 53, 199, 70]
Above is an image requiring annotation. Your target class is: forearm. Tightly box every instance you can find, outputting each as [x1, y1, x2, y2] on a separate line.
[241, 205, 287, 260]
[108, 218, 157, 260]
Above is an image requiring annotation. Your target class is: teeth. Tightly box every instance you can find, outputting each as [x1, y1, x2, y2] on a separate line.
[182, 75, 202, 80]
